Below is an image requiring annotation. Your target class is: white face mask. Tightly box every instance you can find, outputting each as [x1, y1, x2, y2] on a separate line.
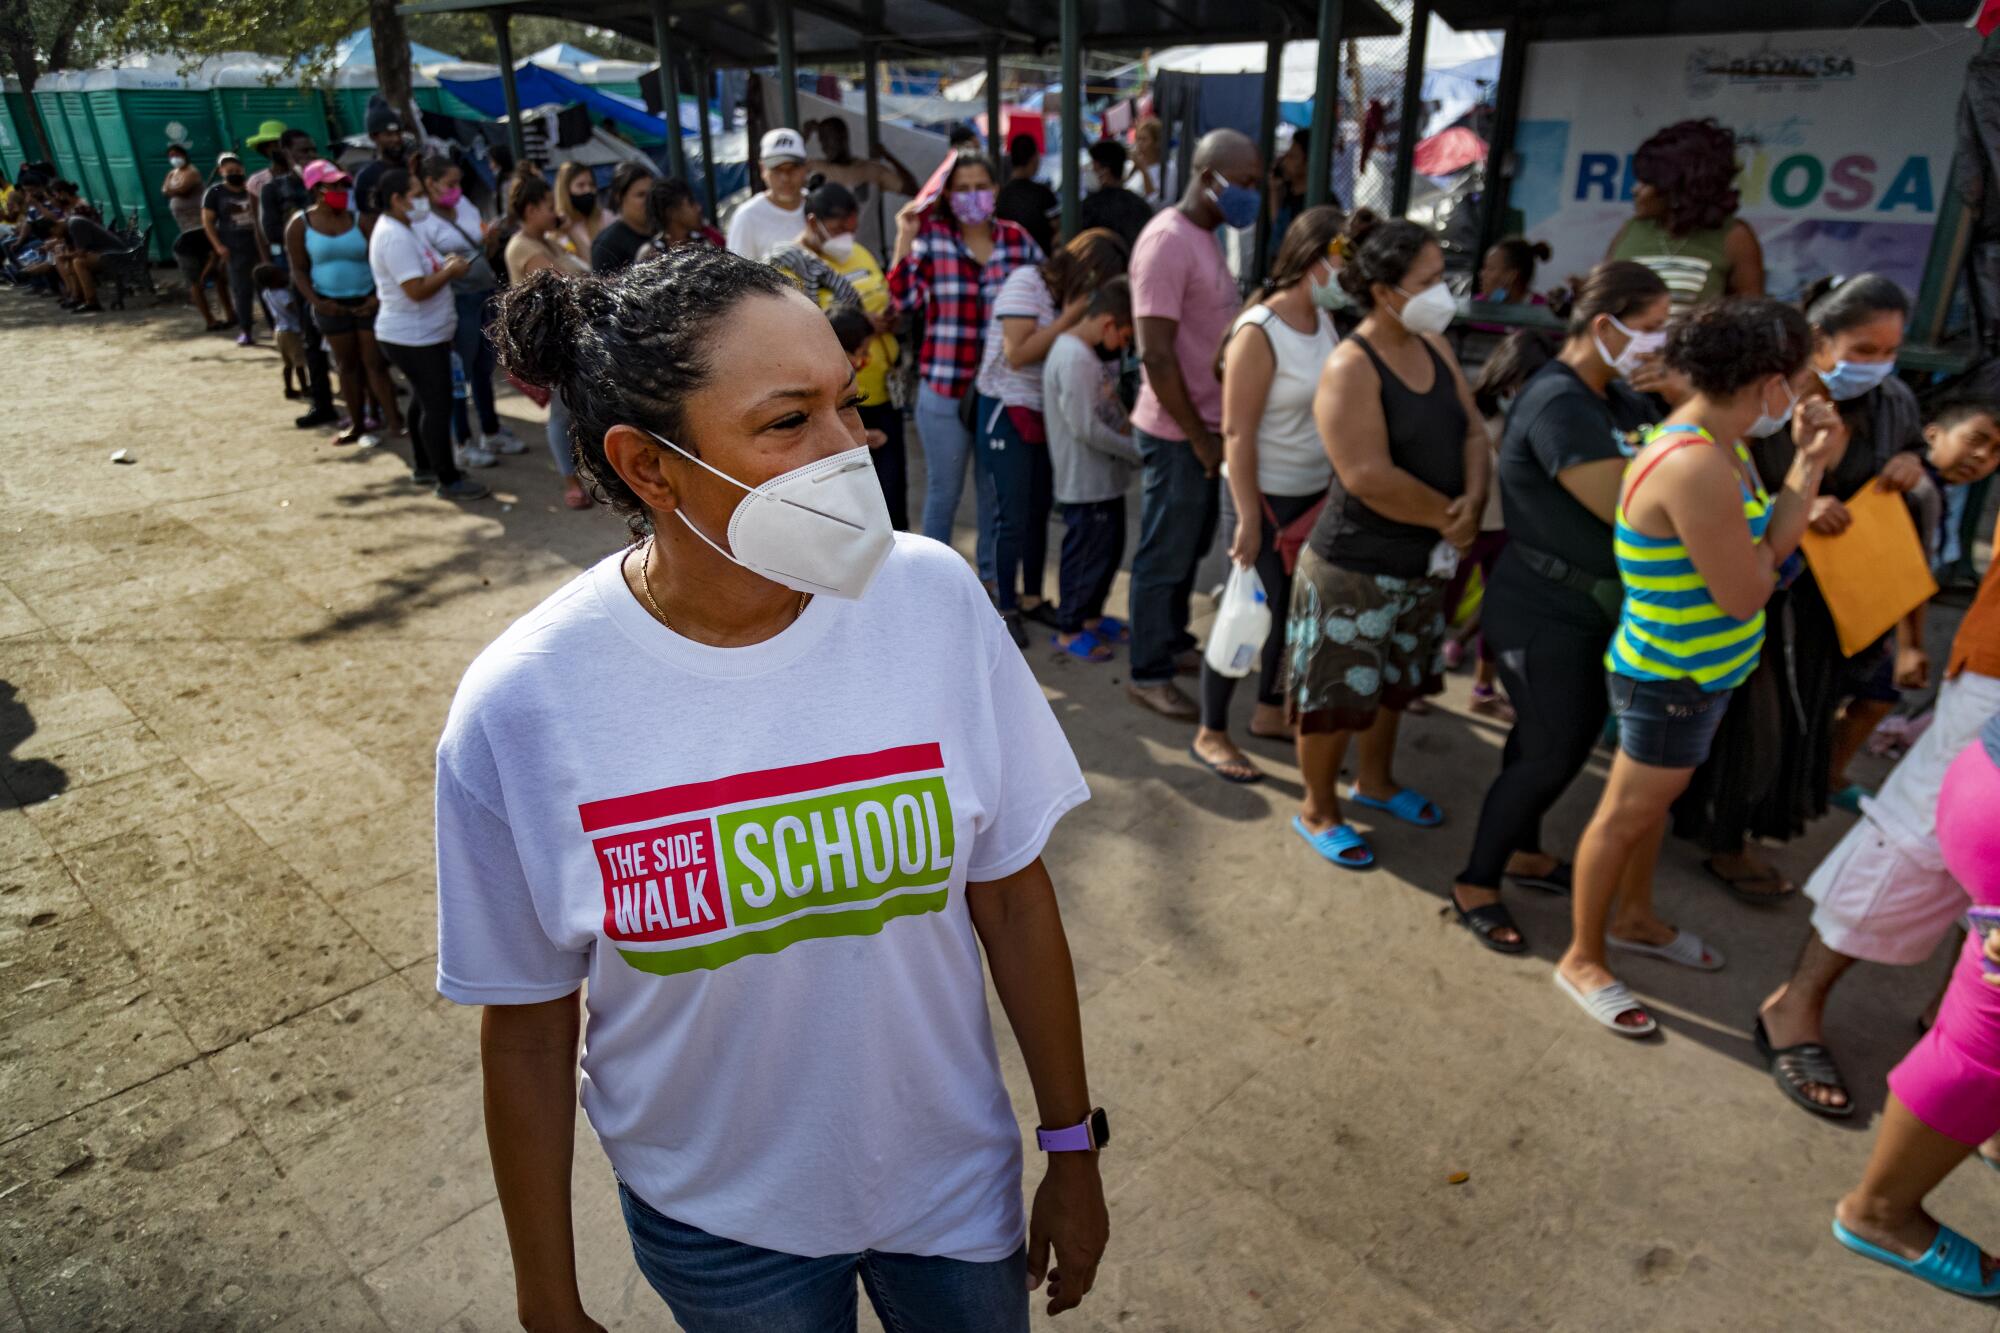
[1746, 378, 1799, 441]
[1593, 314, 1667, 379]
[1390, 281, 1456, 335]
[649, 431, 894, 600]
[168, 156, 188, 169]
[819, 228, 856, 262]
[407, 197, 431, 219]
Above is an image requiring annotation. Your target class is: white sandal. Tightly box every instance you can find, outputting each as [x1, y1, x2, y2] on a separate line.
[1608, 929, 1724, 972]
[1553, 969, 1659, 1037]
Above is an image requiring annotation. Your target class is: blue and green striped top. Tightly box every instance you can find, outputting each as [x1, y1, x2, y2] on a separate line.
[1606, 424, 1772, 692]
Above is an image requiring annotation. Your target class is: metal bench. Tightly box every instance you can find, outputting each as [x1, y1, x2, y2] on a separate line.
[99, 223, 158, 310]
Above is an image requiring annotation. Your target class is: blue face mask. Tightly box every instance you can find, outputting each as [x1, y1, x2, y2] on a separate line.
[1818, 359, 1895, 402]
[1205, 171, 1260, 231]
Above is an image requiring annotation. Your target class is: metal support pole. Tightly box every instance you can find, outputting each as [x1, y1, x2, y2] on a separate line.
[863, 42, 885, 243]
[776, 0, 799, 129]
[694, 49, 719, 219]
[1390, 0, 1429, 215]
[1305, 0, 1343, 206]
[986, 39, 1004, 159]
[1252, 33, 1283, 281]
[1478, 17, 1525, 259]
[651, 0, 688, 179]
[489, 11, 527, 166]
[1059, 0, 1082, 241]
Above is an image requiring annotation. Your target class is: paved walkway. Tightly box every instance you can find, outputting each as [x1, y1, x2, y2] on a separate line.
[1, 294, 1996, 1333]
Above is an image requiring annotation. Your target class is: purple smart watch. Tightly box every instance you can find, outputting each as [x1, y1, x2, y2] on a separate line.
[1036, 1107, 1110, 1153]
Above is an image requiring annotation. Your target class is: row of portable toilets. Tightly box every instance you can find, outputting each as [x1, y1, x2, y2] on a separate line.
[0, 52, 656, 263]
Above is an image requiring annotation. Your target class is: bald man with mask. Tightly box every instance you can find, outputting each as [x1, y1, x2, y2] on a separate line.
[1126, 129, 1263, 721]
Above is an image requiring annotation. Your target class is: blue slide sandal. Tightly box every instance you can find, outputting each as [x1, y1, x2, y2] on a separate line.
[1345, 787, 1444, 828]
[1832, 1219, 2000, 1299]
[1292, 815, 1375, 868]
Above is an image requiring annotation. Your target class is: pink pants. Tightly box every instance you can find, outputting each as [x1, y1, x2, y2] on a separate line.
[1886, 738, 2000, 1144]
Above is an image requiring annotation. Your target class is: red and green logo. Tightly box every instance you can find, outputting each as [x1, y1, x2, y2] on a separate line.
[577, 743, 955, 976]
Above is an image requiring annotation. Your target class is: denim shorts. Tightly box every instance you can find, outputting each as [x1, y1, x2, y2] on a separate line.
[1608, 672, 1734, 769]
[618, 1181, 1029, 1333]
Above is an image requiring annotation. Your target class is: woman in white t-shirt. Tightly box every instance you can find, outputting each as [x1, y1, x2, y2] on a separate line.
[454, 247, 1109, 1332]
[1192, 207, 1345, 784]
[368, 167, 485, 500]
[419, 153, 526, 466]
[973, 228, 1130, 646]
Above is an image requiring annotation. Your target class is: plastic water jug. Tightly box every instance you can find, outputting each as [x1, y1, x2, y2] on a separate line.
[1204, 564, 1272, 678]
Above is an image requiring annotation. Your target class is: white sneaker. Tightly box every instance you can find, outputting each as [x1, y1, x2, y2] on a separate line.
[482, 427, 528, 455]
[454, 442, 498, 469]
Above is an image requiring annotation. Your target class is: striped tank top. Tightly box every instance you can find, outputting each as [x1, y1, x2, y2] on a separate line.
[1606, 424, 1772, 692]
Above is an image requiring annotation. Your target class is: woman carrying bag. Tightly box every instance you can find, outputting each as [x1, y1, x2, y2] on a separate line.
[1191, 205, 1344, 785]
[420, 153, 525, 466]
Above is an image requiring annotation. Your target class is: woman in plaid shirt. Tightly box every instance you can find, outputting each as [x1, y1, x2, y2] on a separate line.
[890, 152, 1044, 586]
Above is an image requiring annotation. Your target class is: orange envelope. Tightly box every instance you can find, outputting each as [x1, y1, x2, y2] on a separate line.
[1798, 484, 1938, 657]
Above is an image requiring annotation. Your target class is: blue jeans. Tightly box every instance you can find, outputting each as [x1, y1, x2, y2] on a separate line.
[546, 390, 574, 477]
[915, 382, 996, 585]
[450, 288, 500, 437]
[1128, 427, 1219, 685]
[619, 1182, 1029, 1333]
[975, 397, 1053, 613]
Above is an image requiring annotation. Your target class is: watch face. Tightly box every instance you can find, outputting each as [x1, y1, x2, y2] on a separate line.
[1090, 1106, 1110, 1149]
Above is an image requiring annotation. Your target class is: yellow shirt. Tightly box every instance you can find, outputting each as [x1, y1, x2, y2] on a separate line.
[774, 241, 898, 407]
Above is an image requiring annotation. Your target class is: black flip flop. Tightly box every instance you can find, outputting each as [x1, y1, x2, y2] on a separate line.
[1450, 892, 1528, 954]
[1188, 742, 1262, 784]
[1506, 862, 1573, 896]
[1704, 857, 1797, 907]
[1753, 1017, 1855, 1119]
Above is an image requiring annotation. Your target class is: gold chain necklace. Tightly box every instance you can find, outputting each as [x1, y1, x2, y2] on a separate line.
[635, 538, 805, 634]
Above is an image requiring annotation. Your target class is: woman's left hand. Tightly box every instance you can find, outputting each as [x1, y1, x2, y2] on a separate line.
[1028, 1156, 1107, 1317]
[1795, 397, 1849, 471]
[1876, 451, 1926, 494]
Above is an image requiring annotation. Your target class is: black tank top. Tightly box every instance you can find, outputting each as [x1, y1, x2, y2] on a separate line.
[1307, 334, 1468, 578]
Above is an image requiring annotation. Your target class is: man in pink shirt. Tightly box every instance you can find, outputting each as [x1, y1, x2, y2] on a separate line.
[1127, 129, 1261, 720]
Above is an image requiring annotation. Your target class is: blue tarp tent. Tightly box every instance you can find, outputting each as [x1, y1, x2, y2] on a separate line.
[438, 62, 668, 141]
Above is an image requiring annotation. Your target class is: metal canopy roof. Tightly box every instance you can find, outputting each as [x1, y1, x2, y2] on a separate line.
[1429, 0, 1972, 41]
[398, 0, 1401, 66]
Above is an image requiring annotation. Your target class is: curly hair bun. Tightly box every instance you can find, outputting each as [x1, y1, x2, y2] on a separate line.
[492, 266, 585, 391]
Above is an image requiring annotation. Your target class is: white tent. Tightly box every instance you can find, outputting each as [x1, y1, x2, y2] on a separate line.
[1146, 16, 1502, 102]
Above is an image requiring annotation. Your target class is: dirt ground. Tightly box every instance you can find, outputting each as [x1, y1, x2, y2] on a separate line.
[1, 287, 1998, 1333]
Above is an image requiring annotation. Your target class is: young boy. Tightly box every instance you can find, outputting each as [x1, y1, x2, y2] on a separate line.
[254, 263, 307, 399]
[1043, 278, 1139, 662]
[827, 303, 889, 449]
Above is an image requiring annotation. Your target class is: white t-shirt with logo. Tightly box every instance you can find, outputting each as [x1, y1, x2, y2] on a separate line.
[368, 216, 457, 347]
[435, 535, 1089, 1262]
[725, 191, 806, 262]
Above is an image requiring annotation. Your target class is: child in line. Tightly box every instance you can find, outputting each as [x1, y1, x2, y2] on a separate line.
[253, 264, 307, 400]
[1831, 394, 2000, 807]
[1043, 278, 1138, 662]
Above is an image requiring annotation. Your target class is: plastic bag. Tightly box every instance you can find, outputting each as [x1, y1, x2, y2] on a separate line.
[1204, 564, 1272, 678]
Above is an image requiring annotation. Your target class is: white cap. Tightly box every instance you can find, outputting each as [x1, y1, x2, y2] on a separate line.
[759, 128, 807, 165]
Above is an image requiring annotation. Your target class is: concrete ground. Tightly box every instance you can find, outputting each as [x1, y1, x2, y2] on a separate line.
[1, 289, 1997, 1333]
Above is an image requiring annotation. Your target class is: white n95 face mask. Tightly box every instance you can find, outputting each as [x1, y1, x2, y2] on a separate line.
[1392, 282, 1458, 335]
[649, 432, 894, 600]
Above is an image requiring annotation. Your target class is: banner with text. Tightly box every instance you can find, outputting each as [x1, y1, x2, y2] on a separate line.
[1509, 27, 1977, 303]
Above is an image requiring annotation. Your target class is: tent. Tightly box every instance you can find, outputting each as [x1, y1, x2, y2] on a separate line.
[524, 43, 606, 68]
[438, 62, 672, 144]
[332, 29, 461, 70]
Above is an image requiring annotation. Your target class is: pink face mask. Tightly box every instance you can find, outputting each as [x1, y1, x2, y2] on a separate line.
[436, 186, 463, 208]
[949, 188, 996, 225]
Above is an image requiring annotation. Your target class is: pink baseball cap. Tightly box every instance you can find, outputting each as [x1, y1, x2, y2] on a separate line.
[300, 160, 350, 191]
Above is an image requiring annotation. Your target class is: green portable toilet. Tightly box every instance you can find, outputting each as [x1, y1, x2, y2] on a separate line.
[31, 75, 84, 192]
[209, 59, 331, 161]
[0, 76, 46, 176]
[81, 60, 224, 260]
